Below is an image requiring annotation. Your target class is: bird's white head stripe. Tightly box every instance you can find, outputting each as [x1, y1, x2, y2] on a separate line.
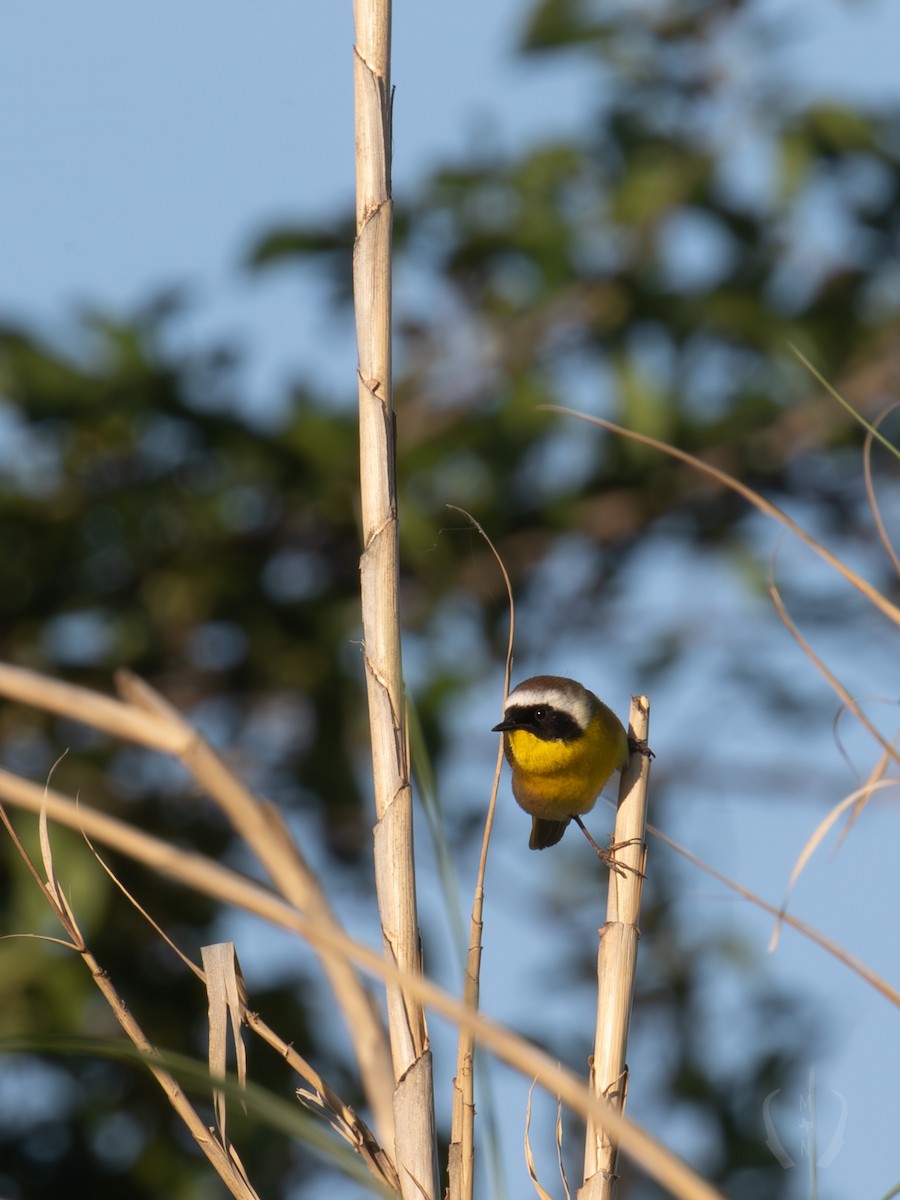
[504, 679, 593, 732]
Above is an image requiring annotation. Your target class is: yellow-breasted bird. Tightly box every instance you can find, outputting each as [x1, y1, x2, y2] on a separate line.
[492, 675, 629, 850]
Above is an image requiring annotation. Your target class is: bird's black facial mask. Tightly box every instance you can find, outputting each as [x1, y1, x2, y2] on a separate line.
[492, 704, 582, 742]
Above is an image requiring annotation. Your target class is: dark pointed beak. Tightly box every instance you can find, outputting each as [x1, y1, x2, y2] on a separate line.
[492, 719, 516, 733]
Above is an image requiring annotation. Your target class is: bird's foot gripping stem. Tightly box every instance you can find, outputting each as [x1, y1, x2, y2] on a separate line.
[572, 817, 644, 878]
[628, 735, 654, 760]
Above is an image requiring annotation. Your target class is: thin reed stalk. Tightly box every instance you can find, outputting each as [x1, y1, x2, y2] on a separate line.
[352, 1, 438, 1196]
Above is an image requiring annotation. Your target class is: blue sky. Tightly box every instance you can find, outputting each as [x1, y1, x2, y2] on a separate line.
[3, 3, 900, 1198]
[6, 0, 897, 405]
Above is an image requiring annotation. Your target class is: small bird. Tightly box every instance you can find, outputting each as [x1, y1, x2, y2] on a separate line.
[492, 675, 629, 851]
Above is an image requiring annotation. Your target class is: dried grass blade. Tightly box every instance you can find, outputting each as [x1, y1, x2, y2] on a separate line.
[546, 406, 900, 628]
[524, 1081, 555, 1200]
[770, 584, 900, 769]
[556, 1099, 571, 1200]
[201, 942, 250, 1147]
[0, 661, 188, 753]
[647, 821, 899, 1007]
[862, 403, 900, 576]
[769, 780, 897, 952]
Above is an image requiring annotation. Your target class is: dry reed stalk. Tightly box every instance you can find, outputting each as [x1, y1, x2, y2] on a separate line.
[352, 2, 437, 1196]
[582, 696, 651, 1199]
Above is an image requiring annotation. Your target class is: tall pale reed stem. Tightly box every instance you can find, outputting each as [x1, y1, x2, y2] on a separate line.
[581, 696, 651, 1199]
[352, 3, 438, 1197]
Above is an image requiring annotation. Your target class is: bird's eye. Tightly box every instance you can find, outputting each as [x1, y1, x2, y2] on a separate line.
[533, 708, 546, 720]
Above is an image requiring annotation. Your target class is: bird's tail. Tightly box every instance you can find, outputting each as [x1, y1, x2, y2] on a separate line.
[529, 817, 570, 850]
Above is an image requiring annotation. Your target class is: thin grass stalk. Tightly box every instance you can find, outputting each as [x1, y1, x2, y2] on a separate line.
[546, 406, 900, 628]
[352, 2, 437, 1196]
[87, 843, 401, 1194]
[447, 510, 515, 1200]
[117, 671, 397, 1147]
[244, 1010, 401, 1192]
[645, 818, 900, 1007]
[581, 697, 651, 1199]
[446, 743, 501, 1200]
[0, 809, 261, 1200]
[862, 403, 900, 575]
[95, 836, 399, 1189]
[0, 661, 396, 1150]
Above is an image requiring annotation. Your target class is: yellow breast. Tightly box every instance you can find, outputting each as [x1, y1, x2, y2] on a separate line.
[504, 708, 627, 820]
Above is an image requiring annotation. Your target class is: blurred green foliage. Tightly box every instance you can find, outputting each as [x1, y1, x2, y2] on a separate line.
[2, 0, 898, 1196]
